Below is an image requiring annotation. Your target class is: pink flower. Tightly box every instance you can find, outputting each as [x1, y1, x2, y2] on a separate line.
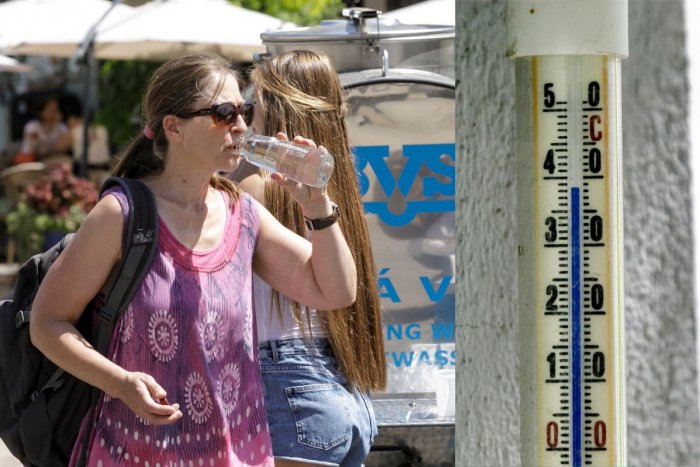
[24, 165, 99, 220]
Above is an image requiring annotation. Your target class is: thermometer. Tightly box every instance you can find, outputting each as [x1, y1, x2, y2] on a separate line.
[508, 2, 628, 466]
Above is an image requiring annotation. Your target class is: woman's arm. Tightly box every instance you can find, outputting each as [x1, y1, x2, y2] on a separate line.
[249, 135, 356, 310]
[253, 198, 356, 311]
[29, 194, 182, 425]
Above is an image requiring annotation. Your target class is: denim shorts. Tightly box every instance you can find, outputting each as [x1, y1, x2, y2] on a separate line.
[258, 338, 378, 466]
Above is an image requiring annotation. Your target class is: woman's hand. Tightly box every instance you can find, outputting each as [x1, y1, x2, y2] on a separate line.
[116, 372, 183, 425]
[270, 132, 334, 219]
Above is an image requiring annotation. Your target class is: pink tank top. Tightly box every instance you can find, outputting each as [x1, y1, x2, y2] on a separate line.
[72, 187, 273, 466]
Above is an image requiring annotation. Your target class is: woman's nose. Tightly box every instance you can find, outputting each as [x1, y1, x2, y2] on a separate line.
[230, 114, 247, 132]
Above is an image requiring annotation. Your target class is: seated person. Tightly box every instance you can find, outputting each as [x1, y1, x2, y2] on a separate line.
[16, 96, 71, 163]
[62, 97, 111, 171]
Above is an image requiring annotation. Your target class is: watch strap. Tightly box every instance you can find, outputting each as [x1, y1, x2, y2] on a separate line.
[304, 203, 340, 231]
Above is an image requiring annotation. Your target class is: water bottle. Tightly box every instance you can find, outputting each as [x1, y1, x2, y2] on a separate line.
[241, 135, 335, 188]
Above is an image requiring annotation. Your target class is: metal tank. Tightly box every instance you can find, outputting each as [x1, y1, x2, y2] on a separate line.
[261, 8, 455, 466]
[261, 7, 454, 77]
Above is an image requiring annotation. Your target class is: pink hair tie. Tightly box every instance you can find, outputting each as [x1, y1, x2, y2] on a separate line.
[143, 125, 155, 140]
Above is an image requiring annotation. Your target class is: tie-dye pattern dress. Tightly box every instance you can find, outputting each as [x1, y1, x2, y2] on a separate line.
[71, 187, 273, 467]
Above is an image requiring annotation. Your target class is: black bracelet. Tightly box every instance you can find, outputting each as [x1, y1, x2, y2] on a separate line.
[304, 203, 340, 231]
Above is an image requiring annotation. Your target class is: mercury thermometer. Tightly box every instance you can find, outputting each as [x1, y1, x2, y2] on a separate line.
[507, 2, 628, 466]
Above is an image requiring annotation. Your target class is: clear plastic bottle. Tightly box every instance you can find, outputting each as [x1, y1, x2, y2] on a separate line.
[241, 135, 335, 188]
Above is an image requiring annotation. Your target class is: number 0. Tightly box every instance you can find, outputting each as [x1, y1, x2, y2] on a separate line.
[588, 81, 601, 107]
[590, 215, 603, 241]
[592, 351, 605, 377]
[588, 147, 601, 173]
[594, 421, 607, 448]
[546, 421, 559, 448]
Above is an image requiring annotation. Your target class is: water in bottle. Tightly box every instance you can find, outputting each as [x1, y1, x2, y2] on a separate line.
[241, 135, 335, 187]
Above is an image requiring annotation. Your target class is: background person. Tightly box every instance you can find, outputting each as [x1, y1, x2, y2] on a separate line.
[230, 49, 386, 467]
[16, 96, 70, 163]
[61, 95, 112, 184]
[29, 53, 356, 466]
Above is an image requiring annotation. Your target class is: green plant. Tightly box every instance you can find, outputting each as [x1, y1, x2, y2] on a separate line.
[96, 59, 163, 151]
[230, 0, 344, 26]
[5, 165, 99, 262]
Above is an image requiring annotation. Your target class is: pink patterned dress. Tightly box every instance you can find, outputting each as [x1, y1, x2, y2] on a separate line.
[71, 187, 273, 466]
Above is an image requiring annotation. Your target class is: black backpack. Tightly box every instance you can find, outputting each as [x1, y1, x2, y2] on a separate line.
[0, 177, 158, 467]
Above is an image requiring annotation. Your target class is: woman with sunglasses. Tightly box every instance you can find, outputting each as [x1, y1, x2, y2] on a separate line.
[29, 53, 356, 467]
[229, 49, 386, 467]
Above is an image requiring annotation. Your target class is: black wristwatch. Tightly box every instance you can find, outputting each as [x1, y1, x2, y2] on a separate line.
[304, 203, 340, 231]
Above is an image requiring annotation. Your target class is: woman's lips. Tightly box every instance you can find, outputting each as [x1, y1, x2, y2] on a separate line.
[230, 136, 244, 152]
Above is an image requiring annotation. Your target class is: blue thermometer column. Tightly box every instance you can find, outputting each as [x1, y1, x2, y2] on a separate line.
[508, 2, 628, 466]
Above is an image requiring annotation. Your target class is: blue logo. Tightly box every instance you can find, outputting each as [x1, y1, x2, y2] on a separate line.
[353, 143, 455, 226]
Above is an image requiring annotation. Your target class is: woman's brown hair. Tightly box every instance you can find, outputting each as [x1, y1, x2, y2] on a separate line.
[249, 49, 386, 392]
[112, 53, 239, 198]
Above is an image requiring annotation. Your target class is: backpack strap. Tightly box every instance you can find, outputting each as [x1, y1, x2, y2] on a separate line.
[94, 177, 158, 354]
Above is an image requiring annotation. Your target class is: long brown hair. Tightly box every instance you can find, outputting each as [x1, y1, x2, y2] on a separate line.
[250, 49, 386, 391]
[112, 53, 238, 198]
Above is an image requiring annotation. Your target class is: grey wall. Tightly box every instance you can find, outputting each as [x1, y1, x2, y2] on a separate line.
[623, 2, 699, 465]
[456, 0, 519, 465]
[456, 1, 700, 465]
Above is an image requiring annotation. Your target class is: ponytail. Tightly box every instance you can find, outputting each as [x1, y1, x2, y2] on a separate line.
[111, 133, 165, 179]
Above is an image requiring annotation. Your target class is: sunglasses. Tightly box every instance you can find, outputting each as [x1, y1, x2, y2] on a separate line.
[177, 102, 254, 127]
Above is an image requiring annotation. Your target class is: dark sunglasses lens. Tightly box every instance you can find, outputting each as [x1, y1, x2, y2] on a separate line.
[212, 103, 254, 126]
[242, 104, 254, 125]
[213, 103, 236, 126]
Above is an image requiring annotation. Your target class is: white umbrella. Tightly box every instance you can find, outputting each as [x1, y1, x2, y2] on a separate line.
[94, 0, 294, 62]
[0, 0, 134, 58]
[0, 54, 32, 73]
[383, 0, 455, 27]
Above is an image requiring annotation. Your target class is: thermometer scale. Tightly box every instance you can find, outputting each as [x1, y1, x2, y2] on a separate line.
[508, 2, 628, 466]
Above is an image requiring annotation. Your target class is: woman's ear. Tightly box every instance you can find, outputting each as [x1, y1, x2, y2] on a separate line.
[162, 115, 182, 142]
